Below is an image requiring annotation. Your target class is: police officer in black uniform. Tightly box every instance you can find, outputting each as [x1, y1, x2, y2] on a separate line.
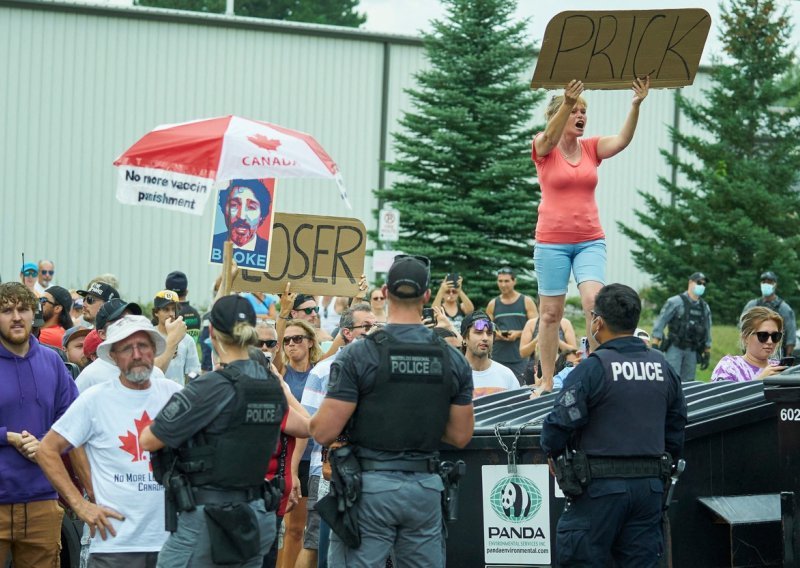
[139, 295, 292, 567]
[310, 254, 474, 568]
[540, 283, 687, 568]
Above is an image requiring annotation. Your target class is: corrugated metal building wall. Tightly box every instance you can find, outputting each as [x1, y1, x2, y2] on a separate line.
[0, 0, 709, 305]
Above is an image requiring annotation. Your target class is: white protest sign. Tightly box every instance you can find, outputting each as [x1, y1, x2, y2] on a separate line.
[115, 166, 213, 215]
[372, 250, 402, 273]
[481, 464, 552, 566]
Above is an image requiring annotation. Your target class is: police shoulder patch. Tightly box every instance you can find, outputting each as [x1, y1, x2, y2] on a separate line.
[327, 363, 341, 392]
[560, 388, 577, 407]
[160, 392, 192, 422]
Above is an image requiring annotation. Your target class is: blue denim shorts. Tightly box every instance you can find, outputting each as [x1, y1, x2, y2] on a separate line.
[534, 239, 607, 296]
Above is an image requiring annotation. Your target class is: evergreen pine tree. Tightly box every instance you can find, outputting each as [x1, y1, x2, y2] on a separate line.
[374, 0, 543, 305]
[619, 0, 800, 324]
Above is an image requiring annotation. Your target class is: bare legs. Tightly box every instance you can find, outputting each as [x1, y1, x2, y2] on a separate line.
[537, 294, 565, 393]
[578, 280, 603, 351]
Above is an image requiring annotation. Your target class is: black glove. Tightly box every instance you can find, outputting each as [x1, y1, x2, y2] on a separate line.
[698, 351, 710, 370]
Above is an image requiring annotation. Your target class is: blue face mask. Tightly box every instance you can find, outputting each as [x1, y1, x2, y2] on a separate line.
[761, 283, 775, 297]
[693, 284, 705, 297]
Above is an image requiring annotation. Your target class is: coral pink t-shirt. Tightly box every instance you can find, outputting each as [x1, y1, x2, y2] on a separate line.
[531, 134, 604, 244]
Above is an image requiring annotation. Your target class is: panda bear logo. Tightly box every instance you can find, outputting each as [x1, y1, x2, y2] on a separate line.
[501, 481, 531, 520]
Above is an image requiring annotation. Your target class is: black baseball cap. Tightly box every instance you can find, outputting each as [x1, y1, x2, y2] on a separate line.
[387, 255, 430, 299]
[165, 271, 188, 294]
[46, 286, 73, 313]
[760, 271, 778, 282]
[460, 310, 492, 336]
[209, 295, 256, 335]
[77, 281, 119, 302]
[95, 299, 143, 331]
[293, 294, 317, 310]
[689, 272, 707, 283]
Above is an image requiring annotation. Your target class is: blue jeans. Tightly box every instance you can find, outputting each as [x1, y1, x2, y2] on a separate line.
[157, 500, 275, 568]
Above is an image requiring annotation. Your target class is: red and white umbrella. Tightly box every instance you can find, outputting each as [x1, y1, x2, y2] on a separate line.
[113, 115, 349, 215]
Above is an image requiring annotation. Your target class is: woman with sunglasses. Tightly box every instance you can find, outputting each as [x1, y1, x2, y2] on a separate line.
[368, 287, 388, 323]
[431, 275, 474, 328]
[712, 307, 787, 382]
[256, 320, 280, 361]
[279, 319, 322, 568]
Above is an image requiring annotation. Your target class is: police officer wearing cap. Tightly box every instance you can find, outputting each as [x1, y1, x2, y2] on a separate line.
[651, 271, 712, 382]
[310, 254, 474, 568]
[741, 271, 796, 355]
[140, 295, 299, 567]
[541, 284, 687, 567]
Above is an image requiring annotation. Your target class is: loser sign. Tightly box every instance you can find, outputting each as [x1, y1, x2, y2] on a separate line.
[531, 9, 711, 90]
[231, 213, 366, 297]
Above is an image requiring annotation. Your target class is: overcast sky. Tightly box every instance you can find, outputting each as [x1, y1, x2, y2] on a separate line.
[359, 0, 800, 64]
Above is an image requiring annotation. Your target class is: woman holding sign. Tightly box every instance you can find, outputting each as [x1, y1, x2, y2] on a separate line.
[531, 76, 650, 395]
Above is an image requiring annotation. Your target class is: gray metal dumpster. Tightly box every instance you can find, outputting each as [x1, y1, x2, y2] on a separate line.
[440, 379, 794, 567]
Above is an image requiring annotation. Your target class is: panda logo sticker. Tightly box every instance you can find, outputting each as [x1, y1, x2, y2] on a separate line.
[489, 475, 542, 523]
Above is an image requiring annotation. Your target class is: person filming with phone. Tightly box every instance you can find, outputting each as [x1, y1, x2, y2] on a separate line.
[712, 307, 791, 382]
[432, 273, 474, 328]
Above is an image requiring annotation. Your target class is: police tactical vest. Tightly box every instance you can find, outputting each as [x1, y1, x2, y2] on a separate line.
[669, 293, 707, 350]
[578, 347, 671, 457]
[179, 366, 287, 489]
[349, 330, 454, 452]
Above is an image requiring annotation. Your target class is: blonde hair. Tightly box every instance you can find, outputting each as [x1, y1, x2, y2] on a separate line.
[282, 319, 322, 366]
[214, 321, 259, 350]
[739, 306, 784, 352]
[545, 94, 588, 121]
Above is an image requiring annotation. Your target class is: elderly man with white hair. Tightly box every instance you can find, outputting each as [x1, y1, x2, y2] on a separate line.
[37, 316, 182, 568]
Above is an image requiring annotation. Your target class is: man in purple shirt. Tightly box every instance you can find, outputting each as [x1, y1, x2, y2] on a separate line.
[0, 282, 78, 566]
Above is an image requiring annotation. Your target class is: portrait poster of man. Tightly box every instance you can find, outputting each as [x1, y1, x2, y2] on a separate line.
[209, 178, 276, 271]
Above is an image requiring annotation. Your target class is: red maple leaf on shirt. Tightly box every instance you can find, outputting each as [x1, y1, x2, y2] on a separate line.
[248, 134, 281, 151]
[118, 410, 153, 464]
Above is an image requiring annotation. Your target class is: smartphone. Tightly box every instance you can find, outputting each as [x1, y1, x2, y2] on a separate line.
[502, 330, 511, 337]
[422, 307, 435, 321]
[446, 273, 460, 285]
[779, 357, 795, 367]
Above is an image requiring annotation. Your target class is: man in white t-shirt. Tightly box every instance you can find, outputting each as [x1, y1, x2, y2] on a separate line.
[461, 311, 523, 399]
[75, 299, 167, 393]
[37, 316, 182, 567]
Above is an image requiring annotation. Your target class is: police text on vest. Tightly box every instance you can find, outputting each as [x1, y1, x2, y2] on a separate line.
[610, 361, 664, 382]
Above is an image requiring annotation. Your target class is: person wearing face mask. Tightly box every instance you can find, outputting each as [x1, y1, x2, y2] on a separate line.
[541, 284, 686, 568]
[651, 272, 713, 382]
[740, 271, 796, 356]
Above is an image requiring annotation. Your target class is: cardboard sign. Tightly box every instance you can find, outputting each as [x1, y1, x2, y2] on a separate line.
[531, 9, 711, 90]
[209, 179, 277, 271]
[231, 213, 366, 297]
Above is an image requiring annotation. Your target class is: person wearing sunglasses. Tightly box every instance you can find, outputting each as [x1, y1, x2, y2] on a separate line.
[310, 254, 474, 566]
[33, 260, 56, 296]
[280, 319, 323, 568]
[367, 287, 388, 324]
[541, 283, 686, 568]
[256, 320, 280, 361]
[712, 306, 789, 382]
[740, 271, 796, 356]
[19, 262, 40, 297]
[37, 286, 74, 349]
[461, 311, 523, 399]
[650, 271, 713, 382]
[76, 281, 120, 326]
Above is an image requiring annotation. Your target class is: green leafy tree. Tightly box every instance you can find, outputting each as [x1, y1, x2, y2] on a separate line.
[138, 0, 366, 27]
[619, 0, 800, 324]
[374, 0, 543, 305]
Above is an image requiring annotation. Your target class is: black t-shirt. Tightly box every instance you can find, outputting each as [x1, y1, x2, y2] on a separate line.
[178, 301, 202, 342]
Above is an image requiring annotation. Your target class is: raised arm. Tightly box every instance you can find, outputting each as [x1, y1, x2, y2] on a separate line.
[597, 76, 650, 160]
[533, 80, 584, 158]
[457, 277, 475, 316]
